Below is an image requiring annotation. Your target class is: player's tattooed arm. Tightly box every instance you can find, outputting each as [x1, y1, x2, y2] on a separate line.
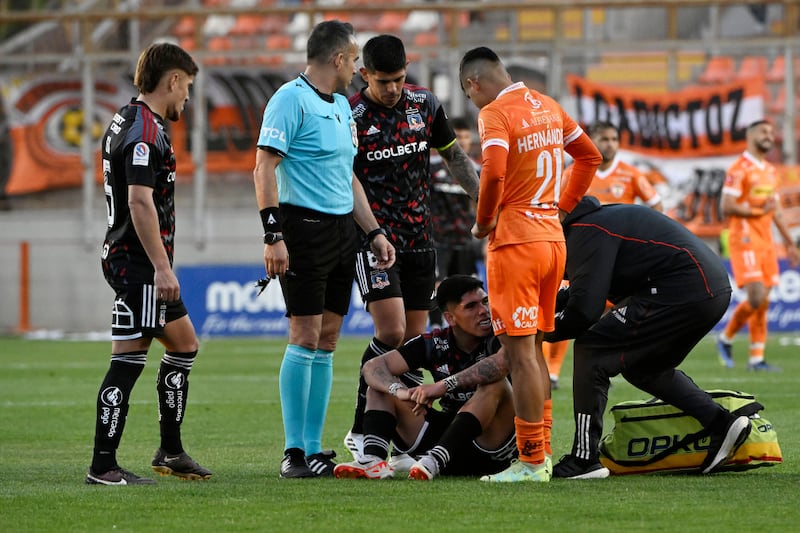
[452, 351, 509, 390]
[362, 351, 412, 400]
[411, 351, 509, 405]
[439, 142, 480, 202]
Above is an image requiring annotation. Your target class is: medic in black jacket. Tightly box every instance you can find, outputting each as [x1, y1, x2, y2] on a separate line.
[544, 196, 751, 480]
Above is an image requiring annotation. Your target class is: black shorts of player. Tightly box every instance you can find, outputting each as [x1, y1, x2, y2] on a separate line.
[355, 248, 436, 311]
[279, 203, 357, 317]
[108, 283, 188, 341]
[574, 289, 732, 380]
[392, 409, 517, 477]
[434, 245, 477, 282]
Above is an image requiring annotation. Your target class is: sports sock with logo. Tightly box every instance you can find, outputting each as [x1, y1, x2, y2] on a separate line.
[515, 416, 546, 465]
[362, 410, 396, 461]
[157, 351, 196, 455]
[351, 337, 393, 434]
[280, 344, 315, 451]
[429, 412, 482, 471]
[92, 352, 147, 473]
[304, 349, 333, 455]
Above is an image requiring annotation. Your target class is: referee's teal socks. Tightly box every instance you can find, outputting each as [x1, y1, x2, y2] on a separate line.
[279, 344, 315, 452]
[304, 349, 333, 455]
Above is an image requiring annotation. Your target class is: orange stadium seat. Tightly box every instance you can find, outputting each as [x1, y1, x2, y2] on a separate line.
[735, 55, 767, 80]
[266, 34, 292, 51]
[256, 41, 285, 67]
[230, 15, 264, 36]
[322, 11, 351, 23]
[698, 56, 735, 84]
[376, 12, 407, 33]
[173, 16, 197, 38]
[179, 37, 196, 51]
[262, 13, 291, 33]
[586, 52, 669, 93]
[766, 55, 800, 83]
[413, 31, 438, 47]
[206, 36, 233, 66]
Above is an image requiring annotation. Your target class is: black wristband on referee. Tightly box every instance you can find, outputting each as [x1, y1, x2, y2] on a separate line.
[367, 227, 387, 242]
[260, 207, 281, 233]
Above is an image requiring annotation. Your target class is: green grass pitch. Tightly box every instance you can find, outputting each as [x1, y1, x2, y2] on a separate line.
[1, 334, 798, 531]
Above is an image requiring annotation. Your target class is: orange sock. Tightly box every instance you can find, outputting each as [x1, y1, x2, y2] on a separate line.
[748, 301, 769, 361]
[543, 341, 569, 379]
[543, 399, 553, 456]
[515, 416, 545, 465]
[724, 301, 754, 339]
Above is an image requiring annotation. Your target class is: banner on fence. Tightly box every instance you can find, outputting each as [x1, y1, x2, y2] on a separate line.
[177, 264, 374, 337]
[0, 71, 291, 196]
[177, 260, 800, 337]
[566, 74, 767, 158]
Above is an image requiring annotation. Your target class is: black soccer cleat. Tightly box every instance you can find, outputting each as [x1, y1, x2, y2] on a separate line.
[307, 449, 337, 477]
[552, 455, 610, 480]
[701, 415, 751, 474]
[280, 447, 315, 479]
[86, 467, 156, 486]
[151, 448, 213, 480]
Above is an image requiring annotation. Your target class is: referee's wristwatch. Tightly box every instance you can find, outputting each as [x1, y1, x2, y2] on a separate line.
[263, 232, 284, 245]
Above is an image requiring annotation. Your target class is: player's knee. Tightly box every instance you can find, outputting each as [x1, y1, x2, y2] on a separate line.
[163, 336, 199, 354]
[180, 335, 200, 354]
[375, 328, 405, 349]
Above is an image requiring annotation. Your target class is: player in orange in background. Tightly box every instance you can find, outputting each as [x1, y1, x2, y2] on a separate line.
[547, 120, 664, 389]
[459, 47, 602, 483]
[716, 120, 799, 371]
[574, 121, 663, 210]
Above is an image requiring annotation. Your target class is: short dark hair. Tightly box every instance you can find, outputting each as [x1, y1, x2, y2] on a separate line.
[435, 275, 484, 312]
[134, 42, 198, 94]
[362, 34, 406, 73]
[450, 116, 472, 131]
[307, 20, 354, 64]
[587, 121, 618, 137]
[748, 119, 771, 131]
[459, 46, 501, 86]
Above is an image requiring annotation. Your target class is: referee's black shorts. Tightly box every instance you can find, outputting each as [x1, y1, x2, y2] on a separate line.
[279, 204, 358, 317]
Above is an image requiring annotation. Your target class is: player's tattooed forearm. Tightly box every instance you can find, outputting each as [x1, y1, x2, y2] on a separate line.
[441, 144, 479, 201]
[367, 364, 396, 389]
[456, 355, 507, 387]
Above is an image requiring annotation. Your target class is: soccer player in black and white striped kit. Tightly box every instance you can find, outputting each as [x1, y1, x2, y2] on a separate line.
[86, 43, 211, 485]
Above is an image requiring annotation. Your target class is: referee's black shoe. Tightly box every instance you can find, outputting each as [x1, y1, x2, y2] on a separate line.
[307, 449, 337, 477]
[701, 415, 751, 474]
[280, 448, 315, 479]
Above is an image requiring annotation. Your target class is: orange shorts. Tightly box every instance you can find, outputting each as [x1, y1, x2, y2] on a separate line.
[729, 244, 779, 288]
[486, 241, 566, 336]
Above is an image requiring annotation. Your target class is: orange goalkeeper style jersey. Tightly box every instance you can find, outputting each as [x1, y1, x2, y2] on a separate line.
[564, 157, 661, 207]
[723, 151, 779, 247]
[476, 83, 598, 248]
